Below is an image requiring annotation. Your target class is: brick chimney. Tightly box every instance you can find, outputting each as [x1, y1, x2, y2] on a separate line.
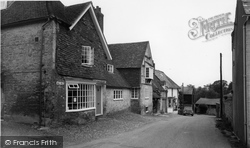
[95, 6, 104, 33]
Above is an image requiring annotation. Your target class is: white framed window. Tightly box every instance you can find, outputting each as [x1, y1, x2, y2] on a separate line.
[132, 88, 138, 99]
[113, 90, 123, 100]
[0, 1, 7, 10]
[81, 46, 94, 66]
[107, 64, 114, 73]
[145, 67, 153, 79]
[66, 83, 95, 112]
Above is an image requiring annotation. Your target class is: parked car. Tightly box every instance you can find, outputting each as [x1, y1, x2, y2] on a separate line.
[183, 106, 194, 116]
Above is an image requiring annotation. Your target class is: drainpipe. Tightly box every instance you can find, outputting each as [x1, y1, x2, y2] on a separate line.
[242, 14, 249, 146]
[39, 1, 55, 127]
[39, 19, 50, 127]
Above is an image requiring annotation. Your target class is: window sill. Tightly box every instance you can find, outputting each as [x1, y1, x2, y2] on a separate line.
[66, 107, 95, 112]
[131, 98, 138, 100]
[81, 64, 93, 67]
[113, 98, 123, 101]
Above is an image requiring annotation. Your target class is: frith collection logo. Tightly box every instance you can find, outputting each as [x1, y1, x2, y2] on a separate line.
[188, 12, 234, 41]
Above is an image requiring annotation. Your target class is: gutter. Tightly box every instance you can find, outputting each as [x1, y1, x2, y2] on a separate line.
[242, 14, 249, 146]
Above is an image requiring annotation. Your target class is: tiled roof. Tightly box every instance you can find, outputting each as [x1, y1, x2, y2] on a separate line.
[195, 98, 220, 105]
[155, 70, 180, 89]
[1, 1, 91, 26]
[109, 41, 149, 68]
[1, 1, 128, 89]
[115, 68, 141, 88]
[153, 75, 164, 98]
[1, 1, 48, 26]
[105, 67, 131, 88]
[65, 2, 92, 25]
[153, 74, 164, 91]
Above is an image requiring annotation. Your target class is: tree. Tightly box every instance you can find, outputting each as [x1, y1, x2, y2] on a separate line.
[211, 80, 228, 94]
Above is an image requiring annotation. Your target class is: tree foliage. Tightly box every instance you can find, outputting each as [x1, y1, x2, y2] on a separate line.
[193, 80, 232, 103]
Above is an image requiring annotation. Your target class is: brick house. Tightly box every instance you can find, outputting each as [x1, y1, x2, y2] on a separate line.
[155, 70, 180, 113]
[109, 42, 155, 114]
[231, 0, 250, 146]
[1, 1, 130, 125]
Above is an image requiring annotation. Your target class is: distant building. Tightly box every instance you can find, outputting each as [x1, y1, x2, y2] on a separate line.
[109, 41, 155, 115]
[155, 70, 180, 113]
[195, 98, 220, 115]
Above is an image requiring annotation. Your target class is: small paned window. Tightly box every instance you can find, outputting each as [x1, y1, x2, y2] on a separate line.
[146, 68, 150, 78]
[81, 46, 94, 66]
[107, 64, 114, 73]
[67, 83, 95, 111]
[132, 88, 138, 99]
[114, 90, 123, 100]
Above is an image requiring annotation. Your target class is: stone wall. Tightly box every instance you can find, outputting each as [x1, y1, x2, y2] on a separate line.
[104, 88, 131, 114]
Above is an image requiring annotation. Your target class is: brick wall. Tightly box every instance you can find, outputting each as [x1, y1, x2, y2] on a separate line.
[1, 20, 55, 123]
[104, 88, 131, 114]
[54, 10, 110, 124]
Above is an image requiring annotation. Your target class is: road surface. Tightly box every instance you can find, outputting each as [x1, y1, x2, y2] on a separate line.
[67, 114, 231, 148]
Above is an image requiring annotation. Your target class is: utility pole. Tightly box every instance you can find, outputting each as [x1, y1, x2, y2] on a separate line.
[220, 53, 223, 118]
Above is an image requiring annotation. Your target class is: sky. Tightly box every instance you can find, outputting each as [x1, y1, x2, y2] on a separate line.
[61, 0, 237, 88]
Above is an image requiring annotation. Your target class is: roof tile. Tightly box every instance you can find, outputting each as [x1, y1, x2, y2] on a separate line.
[109, 41, 149, 68]
[155, 70, 180, 89]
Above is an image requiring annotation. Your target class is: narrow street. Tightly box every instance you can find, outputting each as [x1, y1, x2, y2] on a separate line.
[67, 114, 231, 148]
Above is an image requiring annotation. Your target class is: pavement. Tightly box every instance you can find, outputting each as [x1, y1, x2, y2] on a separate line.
[67, 114, 231, 148]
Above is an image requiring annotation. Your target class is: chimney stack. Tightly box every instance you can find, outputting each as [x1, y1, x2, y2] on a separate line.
[95, 6, 104, 33]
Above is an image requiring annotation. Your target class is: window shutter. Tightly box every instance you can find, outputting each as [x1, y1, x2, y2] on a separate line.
[90, 48, 94, 65]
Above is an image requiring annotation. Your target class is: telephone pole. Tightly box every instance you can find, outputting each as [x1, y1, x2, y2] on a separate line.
[220, 53, 223, 118]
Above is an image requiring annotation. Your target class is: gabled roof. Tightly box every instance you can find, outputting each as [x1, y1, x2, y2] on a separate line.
[195, 98, 220, 105]
[109, 41, 149, 68]
[153, 74, 164, 92]
[1, 1, 112, 60]
[155, 70, 180, 89]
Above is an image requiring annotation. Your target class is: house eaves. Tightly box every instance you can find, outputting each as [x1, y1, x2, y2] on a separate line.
[68, 2, 112, 60]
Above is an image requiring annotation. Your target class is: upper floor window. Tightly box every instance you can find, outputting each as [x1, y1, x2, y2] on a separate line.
[107, 64, 114, 73]
[145, 67, 153, 79]
[146, 68, 150, 78]
[0, 1, 14, 10]
[82, 46, 94, 66]
[0, 1, 7, 10]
